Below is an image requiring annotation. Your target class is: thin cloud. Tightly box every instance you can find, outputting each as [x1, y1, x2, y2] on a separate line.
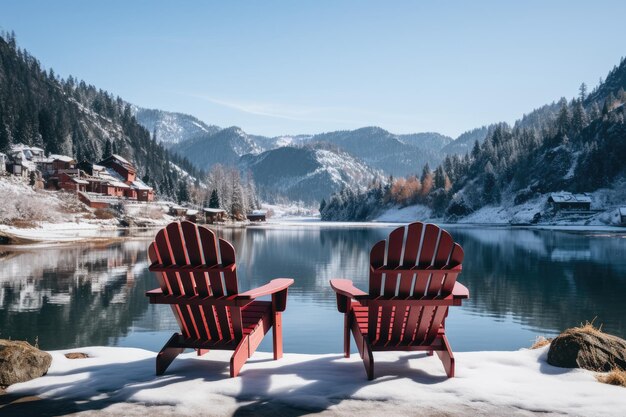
[174, 91, 415, 127]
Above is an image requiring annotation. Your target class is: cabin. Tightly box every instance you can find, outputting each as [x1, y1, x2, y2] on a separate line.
[49, 154, 77, 172]
[131, 179, 155, 201]
[169, 205, 188, 217]
[204, 208, 226, 224]
[56, 171, 88, 192]
[548, 193, 592, 211]
[99, 154, 136, 183]
[185, 209, 199, 223]
[247, 210, 267, 222]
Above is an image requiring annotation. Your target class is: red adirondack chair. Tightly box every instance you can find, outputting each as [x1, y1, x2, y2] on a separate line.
[146, 221, 294, 377]
[330, 222, 469, 380]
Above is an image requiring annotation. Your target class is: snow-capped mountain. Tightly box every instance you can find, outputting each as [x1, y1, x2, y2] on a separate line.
[239, 145, 381, 204]
[175, 126, 263, 171]
[133, 107, 221, 147]
[307, 127, 450, 177]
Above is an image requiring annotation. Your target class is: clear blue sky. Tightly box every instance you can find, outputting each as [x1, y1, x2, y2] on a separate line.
[1, 1, 624, 138]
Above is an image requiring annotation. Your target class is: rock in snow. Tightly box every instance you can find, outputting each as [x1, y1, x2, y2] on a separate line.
[548, 326, 626, 372]
[0, 339, 52, 386]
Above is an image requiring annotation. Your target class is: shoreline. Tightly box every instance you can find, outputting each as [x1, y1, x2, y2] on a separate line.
[2, 346, 624, 417]
[1, 219, 624, 246]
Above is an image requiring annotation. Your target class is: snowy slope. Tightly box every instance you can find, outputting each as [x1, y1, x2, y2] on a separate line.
[240, 145, 381, 204]
[133, 107, 220, 147]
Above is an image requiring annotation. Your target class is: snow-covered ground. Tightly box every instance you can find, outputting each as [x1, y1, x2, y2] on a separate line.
[5, 346, 625, 416]
[0, 177, 177, 244]
[374, 185, 626, 231]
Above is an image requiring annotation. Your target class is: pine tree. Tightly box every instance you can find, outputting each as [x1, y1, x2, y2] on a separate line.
[319, 198, 327, 212]
[103, 139, 112, 158]
[434, 166, 446, 190]
[556, 98, 571, 134]
[209, 189, 220, 208]
[177, 181, 190, 203]
[579, 83, 587, 102]
[482, 162, 499, 205]
[571, 100, 588, 134]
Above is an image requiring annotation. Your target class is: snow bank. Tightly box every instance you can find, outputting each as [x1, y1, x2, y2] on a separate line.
[6, 346, 625, 416]
[375, 204, 432, 222]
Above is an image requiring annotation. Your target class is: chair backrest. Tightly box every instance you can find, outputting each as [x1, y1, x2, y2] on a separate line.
[367, 222, 464, 346]
[148, 221, 243, 343]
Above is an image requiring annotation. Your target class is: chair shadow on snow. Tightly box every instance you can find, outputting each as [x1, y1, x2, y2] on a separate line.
[0, 350, 451, 417]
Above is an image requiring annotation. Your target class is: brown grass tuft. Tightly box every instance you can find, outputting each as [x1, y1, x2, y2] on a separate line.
[531, 336, 552, 349]
[93, 208, 116, 220]
[570, 318, 604, 336]
[597, 368, 626, 387]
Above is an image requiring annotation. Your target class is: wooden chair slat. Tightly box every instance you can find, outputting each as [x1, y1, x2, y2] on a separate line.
[219, 238, 239, 295]
[369, 240, 386, 295]
[397, 271, 415, 297]
[181, 221, 203, 264]
[386, 226, 404, 268]
[402, 222, 423, 267]
[198, 226, 219, 266]
[434, 230, 454, 267]
[413, 305, 435, 344]
[166, 222, 189, 266]
[413, 270, 431, 297]
[418, 224, 439, 267]
[425, 306, 448, 345]
[390, 304, 408, 344]
[403, 305, 423, 344]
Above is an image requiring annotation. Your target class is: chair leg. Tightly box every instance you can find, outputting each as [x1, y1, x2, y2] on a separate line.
[427, 350, 434, 356]
[435, 335, 455, 378]
[156, 333, 185, 376]
[197, 349, 209, 356]
[350, 313, 375, 379]
[272, 311, 283, 360]
[363, 341, 374, 380]
[344, 313, 351, 358]
[231, 337, 250, 378]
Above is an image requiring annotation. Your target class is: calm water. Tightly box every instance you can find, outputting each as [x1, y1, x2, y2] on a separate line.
[1, 224, 625, 354]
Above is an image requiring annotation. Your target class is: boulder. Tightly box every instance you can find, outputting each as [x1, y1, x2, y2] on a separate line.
[0, 339, 52, 386]
[547, 326, 626, 372]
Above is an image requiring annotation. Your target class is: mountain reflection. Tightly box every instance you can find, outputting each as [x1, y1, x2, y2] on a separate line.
[0, 226, 624, 352]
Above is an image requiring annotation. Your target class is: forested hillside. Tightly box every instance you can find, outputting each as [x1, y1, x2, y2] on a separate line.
[322, 58, 626, 221]
[0, 32, 201, 201]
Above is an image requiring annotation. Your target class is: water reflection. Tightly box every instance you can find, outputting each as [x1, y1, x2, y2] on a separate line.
[0, 226, 624, 353]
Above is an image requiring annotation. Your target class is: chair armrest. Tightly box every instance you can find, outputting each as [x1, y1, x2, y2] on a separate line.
[330, 279, 368, 313]
[329, 279, 367, 298]
[237, 278, 294, 299]
[146, 288, 163, 297]
[452, 282, 469, 299]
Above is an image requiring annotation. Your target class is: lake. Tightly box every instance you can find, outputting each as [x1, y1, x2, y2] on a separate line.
[1, 223, 625, 354]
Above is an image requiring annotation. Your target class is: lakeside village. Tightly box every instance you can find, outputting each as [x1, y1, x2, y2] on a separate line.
[0, 144, 267, 228]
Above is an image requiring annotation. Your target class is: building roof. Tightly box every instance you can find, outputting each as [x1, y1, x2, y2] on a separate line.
[619, 207, 626, 216]
[70, 177, 89, 185]
[99, 154, 135, 172]
[49, 154, 76, 163]
[186, 209, 199, 216]
[204, 208, 226, 213]
[251, 210, 267, 215]
[108, 181, 130, 189]
[130, 179, 153, 191]
[548, 192, 592, 204]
